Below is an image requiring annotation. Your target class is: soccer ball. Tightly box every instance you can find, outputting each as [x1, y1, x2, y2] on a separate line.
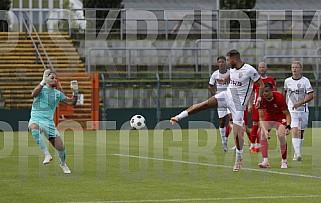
[130, 115, 146, 130]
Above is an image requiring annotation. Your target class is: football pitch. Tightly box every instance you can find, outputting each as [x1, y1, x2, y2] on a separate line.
[1, 128, 321, 203]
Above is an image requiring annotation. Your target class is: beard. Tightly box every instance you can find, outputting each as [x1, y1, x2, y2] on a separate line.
[51, 83, 57, 88]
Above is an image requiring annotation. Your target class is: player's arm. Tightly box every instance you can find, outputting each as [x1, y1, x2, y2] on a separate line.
[61, 80, 79, 106]
[31, 84, 44, 98]
[292, 92, 314, 110]
[254, 78, 264, 108]
[208, 84, 217, 96]
[62, 96, 78, 106]
[282, 109, 292, 135]
[31, 69, 49, 98]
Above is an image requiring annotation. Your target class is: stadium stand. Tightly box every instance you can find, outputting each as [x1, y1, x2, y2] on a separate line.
[0, 32, 96, 126]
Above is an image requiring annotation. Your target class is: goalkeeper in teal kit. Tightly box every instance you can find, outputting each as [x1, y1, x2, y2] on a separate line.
[28, 69, 78, 174]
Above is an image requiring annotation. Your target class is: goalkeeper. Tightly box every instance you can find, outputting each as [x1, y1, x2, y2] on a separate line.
[28, 69, 78, 174]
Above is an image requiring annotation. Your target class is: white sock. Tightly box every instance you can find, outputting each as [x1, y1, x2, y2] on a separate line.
[250, 143, 255, 148]
[282, 159, 287, 163]
[300, 138, 304, 147]
[263, 158, 269, 163]
[236, 149, 243, 161]
[176, 110, 189, 121]
[219, 127, 226, 143]
[292, 138, 301, 154]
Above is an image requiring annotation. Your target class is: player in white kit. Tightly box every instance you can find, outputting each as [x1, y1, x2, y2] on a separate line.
[284, 61, 314, 161]
[208, 56, 231, 152]
[171, 50, 264, 172]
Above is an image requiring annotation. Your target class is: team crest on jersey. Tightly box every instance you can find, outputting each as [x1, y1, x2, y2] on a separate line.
[297, 84, 301, 88]
[282, 119, 286, 124]
[274, 104, 277, 108]
[239, 73, 243, 78]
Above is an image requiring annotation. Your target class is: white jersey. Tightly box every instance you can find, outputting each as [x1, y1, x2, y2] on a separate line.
[227, 63, 260, 110]
[209, 69, 230, 93]
[284, 76, 313, 113]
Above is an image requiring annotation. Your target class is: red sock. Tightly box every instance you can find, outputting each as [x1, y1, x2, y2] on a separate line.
[250, 125, 258, 144]
[260, 139, 268, 158]
[225, 124, 231, 137]
[256, 127, 261, 144]
[280, 143, 287, 160]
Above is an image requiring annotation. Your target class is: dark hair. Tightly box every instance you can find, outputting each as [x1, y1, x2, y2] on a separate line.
[217, 56, 226, 61]
[226, 49, 240, 59]
[264, 82, 273, 90]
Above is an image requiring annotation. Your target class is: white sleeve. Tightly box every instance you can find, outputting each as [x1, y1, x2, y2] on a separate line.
[209, 72, 216, 86]
[250, 66, 260, 82]
[305, 78, 313, 93]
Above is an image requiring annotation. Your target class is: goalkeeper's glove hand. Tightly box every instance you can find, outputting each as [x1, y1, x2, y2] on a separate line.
[70, 80, 79, 96]
[40, 72, 47, 86]
[40, 69, 52, 86]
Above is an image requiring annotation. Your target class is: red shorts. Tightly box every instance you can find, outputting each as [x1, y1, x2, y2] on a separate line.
[252, 106, 259, 122]
[263, 113, 286, 129]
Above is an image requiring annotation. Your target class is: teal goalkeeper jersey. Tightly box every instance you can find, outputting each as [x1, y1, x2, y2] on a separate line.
[30, 86, 67, 121]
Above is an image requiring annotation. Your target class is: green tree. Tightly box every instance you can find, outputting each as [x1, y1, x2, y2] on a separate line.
[0, 0, 11, 32]
[220, 0, 255, 9]
[219, 0, 256, 36]
[83, 0, 123, 34]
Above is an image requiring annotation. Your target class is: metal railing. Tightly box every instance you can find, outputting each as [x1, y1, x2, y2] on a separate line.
[88, 47, 212, 78]
[11, 9, 321, 40]
[22, 11, 54, 70]
[22, 11, 64, 92]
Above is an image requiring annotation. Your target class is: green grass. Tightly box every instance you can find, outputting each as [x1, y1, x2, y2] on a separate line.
[1, 128, 321, 203]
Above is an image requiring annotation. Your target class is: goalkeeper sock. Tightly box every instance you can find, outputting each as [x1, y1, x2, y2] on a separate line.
[58, 149, 66, 165]
[31, 129, 50, 155]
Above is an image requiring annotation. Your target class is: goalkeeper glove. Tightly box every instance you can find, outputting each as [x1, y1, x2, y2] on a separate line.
[40, 69, 52, 86]
[70, 80, 79, 96]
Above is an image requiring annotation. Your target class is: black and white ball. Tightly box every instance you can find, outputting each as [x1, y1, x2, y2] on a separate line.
[130, 115, 146, 130]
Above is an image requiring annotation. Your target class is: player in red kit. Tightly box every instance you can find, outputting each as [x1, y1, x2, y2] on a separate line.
[248, 62, 276, 153]
[257, 82, 291, 169]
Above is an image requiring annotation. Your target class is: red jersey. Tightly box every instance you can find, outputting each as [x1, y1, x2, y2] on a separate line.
[253, 76, 276, 102]
[259, 91, 288, 116]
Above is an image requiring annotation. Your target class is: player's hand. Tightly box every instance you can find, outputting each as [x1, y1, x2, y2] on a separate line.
[292, 103, 301, 110]
[40, 69, 48, 86]
[70, 80, 79, 95]
[170, 117, 178, 124]
[284, 125, 291, 135]
[255, 100, 261, 109]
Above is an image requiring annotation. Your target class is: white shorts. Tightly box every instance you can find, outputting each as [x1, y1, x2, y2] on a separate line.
[217, 108, 231, 119]
[290, 112, 309, 130]
[215, 91, 245, 127]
